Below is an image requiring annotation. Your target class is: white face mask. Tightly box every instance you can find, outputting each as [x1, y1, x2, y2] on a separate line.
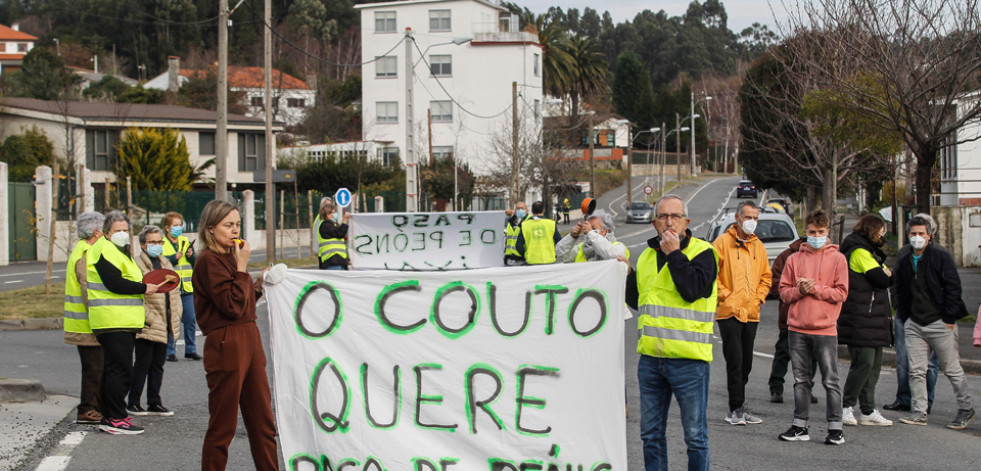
[910, 235, 927, 250]
[741, 219, 758, 236]
[110, 231, 130, 248]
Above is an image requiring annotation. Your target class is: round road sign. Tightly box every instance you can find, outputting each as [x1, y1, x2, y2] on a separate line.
[643, 185, 654, 195]
[334, 188, 352, 208]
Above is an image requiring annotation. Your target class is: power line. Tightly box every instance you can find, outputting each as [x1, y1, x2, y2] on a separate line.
[40, 5, 219, 26]
[412, 40, 512, 120]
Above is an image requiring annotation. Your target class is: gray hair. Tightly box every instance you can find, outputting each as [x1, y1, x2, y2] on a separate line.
[737, 200, 759, 217]
[102, 210, 130, 235]
[588, 209, 615, 232]
[77, 211, 105, 239]
[654, 194, 689, 218]
[914, 212, 938, 236]
[320, 197, 333, 209]
[138, 225, 163, 245]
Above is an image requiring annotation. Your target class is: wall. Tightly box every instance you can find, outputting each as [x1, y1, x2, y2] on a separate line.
[932, 205, 981, 267]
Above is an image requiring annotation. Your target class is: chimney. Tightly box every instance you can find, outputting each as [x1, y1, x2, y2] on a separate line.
[167, 56, 180, 93]
[11, 23, 19, 31]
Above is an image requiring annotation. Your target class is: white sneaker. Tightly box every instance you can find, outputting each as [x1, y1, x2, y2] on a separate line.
[858, 409, 893, 426]
[842, 406, 858, 426]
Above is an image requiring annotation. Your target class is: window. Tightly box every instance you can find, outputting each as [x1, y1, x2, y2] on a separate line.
[941, 137, 958, 180]
[199, 132, 215, 155]
[378, 146, 400, 166]
[376, 101, 398, 124]
[287, 98, 305, 108]
[376, 56, 397, 78]
[430, 55, 452, 76]
[375, 11, 396, 33]
[17, 43, 27, 53]
[429, 10, 451, 32]
[86, 130, 118, 171]
[534, 99, 540, 119]
[430, 101, 452, 123]
[534, 53, 540, 76]
[238, 133, 265, 172]
[432, 146, 453, 160]
[251, 96, 263, 107]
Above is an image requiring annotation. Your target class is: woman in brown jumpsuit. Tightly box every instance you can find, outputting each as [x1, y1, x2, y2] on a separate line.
[192, 200, 278, 471]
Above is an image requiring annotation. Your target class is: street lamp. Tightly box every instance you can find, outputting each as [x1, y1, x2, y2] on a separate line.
[630, 125, 660, 199]
[690, 93, 712, 177]
[666, 125, 690, 187]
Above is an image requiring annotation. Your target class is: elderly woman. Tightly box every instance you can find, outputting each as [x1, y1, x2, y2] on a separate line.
[127, 225, 182, 418]
[317, 197, 351, 270]
[86, 211, 162, 435]
[161, 211, 201, 362]
[555, 209, 628, 263]
[63, 211, 105, 425]
[192, 201, 278, 470]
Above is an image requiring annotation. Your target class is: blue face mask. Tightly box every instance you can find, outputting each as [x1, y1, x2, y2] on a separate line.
[146, 244, 164, 258]
[170, 226, 183, 237]
[515, 209, 527, 220]
[807, 235, 827, 250]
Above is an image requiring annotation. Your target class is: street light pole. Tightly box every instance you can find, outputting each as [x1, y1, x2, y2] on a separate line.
[625, 122, 632, 206]
[691, 90, 696, 177]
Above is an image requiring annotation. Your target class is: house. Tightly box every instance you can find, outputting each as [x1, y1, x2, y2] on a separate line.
[933, 90, 981, 267]
[144, 57, 316, 128]
[279, 140, 396, 166]
[0, 97, 284, 187]
[0, 23, 37, 75]
[543, 112, 629, 165]
[354, 0, 543, 181]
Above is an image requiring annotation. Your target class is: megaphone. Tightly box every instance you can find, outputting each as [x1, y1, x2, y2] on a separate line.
[581, 198, 597, 218]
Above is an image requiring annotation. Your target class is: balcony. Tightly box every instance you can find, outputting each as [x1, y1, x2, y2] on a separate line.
[472, 31, 539, 44]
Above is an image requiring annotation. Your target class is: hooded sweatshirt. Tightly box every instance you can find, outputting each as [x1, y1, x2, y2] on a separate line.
[778, 242, 849, 336]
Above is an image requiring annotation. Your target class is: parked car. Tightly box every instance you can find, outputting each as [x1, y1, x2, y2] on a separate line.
[626, 201, 653, 223]
[766, 197, 793, 216]
[736, 180, 758, 198]
[705, 210, 800, 262]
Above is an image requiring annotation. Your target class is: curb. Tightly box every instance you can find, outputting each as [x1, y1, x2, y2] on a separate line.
[0, 379, 46, 403]
[837, 345, 981, 376]
[0, 318, 62, 331]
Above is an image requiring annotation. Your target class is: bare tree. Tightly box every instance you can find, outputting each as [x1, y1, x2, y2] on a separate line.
[780, 0, 981, 212]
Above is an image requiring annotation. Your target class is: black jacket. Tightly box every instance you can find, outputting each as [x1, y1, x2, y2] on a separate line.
[837, 232, 893, 347]
[625, 230, 718, 308]
[895, 243, 968, 325]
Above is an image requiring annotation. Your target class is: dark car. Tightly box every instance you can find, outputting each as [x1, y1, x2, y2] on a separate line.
[736, 180, 758, 199]
[626, 201, 653, 223]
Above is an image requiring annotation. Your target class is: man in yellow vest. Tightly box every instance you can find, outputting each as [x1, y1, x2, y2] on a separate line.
[625, 194, 718, 471]
[162, 212, 202, 361]
[64, 211, 105, 425]
[516, 201, 561, 265]
[504, 201, 529, 265]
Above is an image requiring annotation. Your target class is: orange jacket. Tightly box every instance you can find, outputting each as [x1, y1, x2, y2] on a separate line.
[713, 225, 772, 322]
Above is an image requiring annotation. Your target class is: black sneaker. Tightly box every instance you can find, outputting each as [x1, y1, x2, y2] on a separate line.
[883, 401, 911, 412]
[947, 408, 976, 430]
[779, 425, 809, 441]
[811, 395, 818, 404]
[146, 404, 175, 417]
[185, 353, 203, 361]
[100, 417, 144, 435]
[166, 354, 179, 362]
[126, 405, 148, 416]
[825, 429, 845, 445]
[770, 393, 783, 404]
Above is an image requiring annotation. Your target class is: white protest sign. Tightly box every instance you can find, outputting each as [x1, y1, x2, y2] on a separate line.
[350, 211, 505, 270]
[266, 260, 628, 471]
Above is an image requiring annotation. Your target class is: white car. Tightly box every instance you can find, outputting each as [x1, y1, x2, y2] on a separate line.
[704, 211, 800, 262]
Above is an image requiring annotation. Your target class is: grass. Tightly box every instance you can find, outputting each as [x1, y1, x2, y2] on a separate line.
[0, 283, 65, 320]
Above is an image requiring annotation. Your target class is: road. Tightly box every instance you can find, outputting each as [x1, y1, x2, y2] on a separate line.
[3, 176, 981, 470]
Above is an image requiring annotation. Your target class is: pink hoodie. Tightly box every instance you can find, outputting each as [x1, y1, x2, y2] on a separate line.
[779, 242, 849, 336]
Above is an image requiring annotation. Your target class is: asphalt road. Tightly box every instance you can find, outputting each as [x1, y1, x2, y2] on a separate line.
[4, 176, 981, 470]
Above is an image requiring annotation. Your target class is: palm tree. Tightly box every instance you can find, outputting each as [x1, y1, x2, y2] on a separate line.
[523, 13, 573, 100]
[566, 36, 609, 144]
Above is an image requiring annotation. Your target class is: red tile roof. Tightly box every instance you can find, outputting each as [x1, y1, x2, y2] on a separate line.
[0, 53, 25, 60]
[0, 24, 37, 41]
[180, 66, 311, 90]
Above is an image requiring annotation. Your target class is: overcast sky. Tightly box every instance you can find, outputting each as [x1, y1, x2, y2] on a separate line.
[512, 0, 791, 34]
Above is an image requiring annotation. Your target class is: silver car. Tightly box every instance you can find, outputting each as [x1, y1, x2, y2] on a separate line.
[705, 211, 800, 262]
[626, 201, 653, 223]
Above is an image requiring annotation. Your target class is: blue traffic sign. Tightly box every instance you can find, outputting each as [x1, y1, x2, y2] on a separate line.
[334, 188, 352, 208]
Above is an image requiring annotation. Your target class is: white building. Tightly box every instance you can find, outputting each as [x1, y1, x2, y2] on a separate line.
[280, 140, 393, 166]
[940, 91, 981, 207]
[0, 23, 36, 75]
[355, 0, 543, 179]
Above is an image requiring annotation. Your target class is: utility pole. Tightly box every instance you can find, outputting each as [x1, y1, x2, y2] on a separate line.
[588, 114, 595, 198]
[511, 81, 519, 207]
[404, 28, 417, 212]
[676, 113, 682, 185]
[215, 0, 229, 201]
[264, 0, 275, 263]
[690, 90, 697, 177]
[625, 123, 632, 206]
[660, 121, 666, 194]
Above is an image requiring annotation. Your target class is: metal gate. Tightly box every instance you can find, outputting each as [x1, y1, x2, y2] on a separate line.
[8, 182, 37, 261]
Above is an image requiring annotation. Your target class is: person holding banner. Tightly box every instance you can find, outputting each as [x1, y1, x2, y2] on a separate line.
[317, 197, 351, 270]
[555, 209, 628, 263]
[504, 201, 530, 265]
[516, 201, 561, 265]
[193, 201, 278, 471]
[625, 194, 718, 471]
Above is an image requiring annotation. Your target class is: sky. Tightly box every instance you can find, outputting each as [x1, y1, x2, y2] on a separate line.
[512, 0, 792, 34]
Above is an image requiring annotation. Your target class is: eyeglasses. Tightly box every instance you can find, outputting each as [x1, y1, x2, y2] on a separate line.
[655, 213, 686, 222]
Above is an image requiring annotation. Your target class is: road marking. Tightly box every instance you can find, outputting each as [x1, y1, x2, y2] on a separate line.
[34, 431, 86, 471]
[691, 186, 737, 234]
[753, 351, 775, 359]
[606, 179, 650, 218]
[0, 270, 66, 278]
[5, 280, 22, 284]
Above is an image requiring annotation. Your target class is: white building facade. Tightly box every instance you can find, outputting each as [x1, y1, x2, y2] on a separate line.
[940, 92, 981, 207]
[355, 0, 543, 179]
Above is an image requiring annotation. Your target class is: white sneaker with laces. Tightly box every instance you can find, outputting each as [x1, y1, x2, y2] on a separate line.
[842, 406, 857, 426]
[858, 409, 893, 426]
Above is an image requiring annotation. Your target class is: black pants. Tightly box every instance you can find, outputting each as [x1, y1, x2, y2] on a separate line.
[129, 339, 167, 408]
[77, 345, 104, 414]
[96, 331, 136, 420]
[718, 317, 758, 411]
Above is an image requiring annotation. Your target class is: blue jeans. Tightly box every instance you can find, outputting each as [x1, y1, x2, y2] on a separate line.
[638, 355, 710, 471]
[325, 265, 345, 270]
[167, 293, 198, 356]
[894, 316, 938, 407]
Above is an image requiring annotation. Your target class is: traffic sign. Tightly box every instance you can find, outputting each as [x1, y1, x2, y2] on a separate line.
[643, 185, 654, 195]
[334, 188, 352, 208]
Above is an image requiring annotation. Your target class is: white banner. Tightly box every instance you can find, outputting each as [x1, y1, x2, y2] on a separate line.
[266, 261, 628, 471]
[349, 211, 506, 270]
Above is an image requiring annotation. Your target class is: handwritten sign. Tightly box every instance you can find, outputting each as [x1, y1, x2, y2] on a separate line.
[351, 211, 506, 270]
[266, 260, 628, 471]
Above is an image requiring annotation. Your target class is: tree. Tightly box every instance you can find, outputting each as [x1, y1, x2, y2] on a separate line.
[0, 126, 55, 182]
[420, 156, 476, 209]
[82, 75, 130, 102]
[565, 35, 609, 128]
[176, 70, 247, 115]
[115, 127, 196, 191]
[612, 50, 656, 131]
[1, 47, 80, 100]
[522, 13, 574, 100]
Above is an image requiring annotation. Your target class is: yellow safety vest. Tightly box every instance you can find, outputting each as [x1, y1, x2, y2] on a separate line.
[86, 237, 145, 331]
[64, 240, 93, 334]
[636, 237, 718, 362]
[521, 217, 557, 265]
[574, 240, 630, 262]
[162, 235, 194, 293]
[317, 219, 348, 263]
[504, 215, 529, 258]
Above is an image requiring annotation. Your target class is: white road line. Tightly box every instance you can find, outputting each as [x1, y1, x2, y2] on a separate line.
[606, 179, 650, 218]
[691, 186, 737, 234]
[4, 280, 22, 284]
[0, 270, 66, 278]
[34, 431, 86, 471]
[753, 351, 775, 359]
